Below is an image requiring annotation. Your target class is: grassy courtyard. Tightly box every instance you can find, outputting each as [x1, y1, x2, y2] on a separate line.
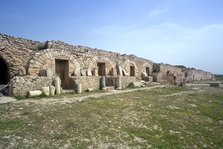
[0, 86, 223, 148]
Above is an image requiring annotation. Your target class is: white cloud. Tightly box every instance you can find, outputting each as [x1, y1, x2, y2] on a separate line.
[148, 8, 166, 18]
[84, 23, 223, 74]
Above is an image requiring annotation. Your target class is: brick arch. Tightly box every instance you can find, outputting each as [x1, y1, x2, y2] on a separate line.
[28, 49, 80, 76]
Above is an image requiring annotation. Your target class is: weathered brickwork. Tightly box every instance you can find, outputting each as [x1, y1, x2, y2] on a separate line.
[0, 34, 214, 96]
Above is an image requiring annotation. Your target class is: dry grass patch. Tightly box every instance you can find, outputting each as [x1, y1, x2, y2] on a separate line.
[0, 86, 222, 148]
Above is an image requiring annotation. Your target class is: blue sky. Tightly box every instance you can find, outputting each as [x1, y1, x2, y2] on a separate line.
[0, 0, 223, 74]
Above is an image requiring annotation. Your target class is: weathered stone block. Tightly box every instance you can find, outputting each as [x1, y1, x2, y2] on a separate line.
[50, 86, 55, 96]
[28, 90, 42, 97]
[81, 69, 86, 76]
[129, 82, 143, 88]
[87, 88, 94, 92]
[210, 82, 220, 87]
[87, 69, 92, 76]
[41, 86, 50, 96]
[77, 83, 82, 94]
[54, 77, 61, 94]
[46, 69, 54, 78]
[18, 67, 26, 76]
[93, 68, 98, 76]
[142, 72, 147, 77]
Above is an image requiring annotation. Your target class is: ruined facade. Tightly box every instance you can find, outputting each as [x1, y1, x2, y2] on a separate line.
[0, 34, 214, 96]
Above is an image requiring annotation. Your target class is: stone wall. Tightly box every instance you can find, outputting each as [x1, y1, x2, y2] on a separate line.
[0, 34, 216, 96]
[155, 64, 183, 75]
[152, 64, 183, 84]
[69, 76, 100, 91]
[121, 76, 137, 87]
[69, 76, 138, 91]
[27, 40, 154, 79]
[184, 69, 214, 82]
[9, 76, 56, 96]
[0, 34, 41, 77]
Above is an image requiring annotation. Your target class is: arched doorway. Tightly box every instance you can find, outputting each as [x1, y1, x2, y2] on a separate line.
[0, 57, 10, 84]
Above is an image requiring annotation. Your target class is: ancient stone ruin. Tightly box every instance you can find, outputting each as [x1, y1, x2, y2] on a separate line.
[0, 34, 214, 96]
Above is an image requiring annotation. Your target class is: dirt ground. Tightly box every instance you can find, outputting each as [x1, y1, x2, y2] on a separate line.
[0, 85, 223, 149]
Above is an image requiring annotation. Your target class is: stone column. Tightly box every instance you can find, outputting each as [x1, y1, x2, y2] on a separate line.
[87, 69, 92, 76]
[116, 75, 122, 90]
[77, 83, 82, 94]
[54, 77, 61, 95]
[117, 65, 123, 76]
[101, 76, 106, 90]
[93, 67, 99, 76]
[50, 86, 55, 96]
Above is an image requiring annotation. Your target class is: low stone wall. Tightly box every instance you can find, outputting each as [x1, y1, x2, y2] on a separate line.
[9, 76, 56, 96]
[69, 76, 100, 91]
[121, 76, 137, 87]
[69, 76, 137, 90]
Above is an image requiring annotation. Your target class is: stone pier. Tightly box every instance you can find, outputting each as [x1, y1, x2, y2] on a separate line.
[116, 75, 122, 90]
[54, 77, 61, 95]
[77, 83, 82, 94]
[101, 76, 106, 90]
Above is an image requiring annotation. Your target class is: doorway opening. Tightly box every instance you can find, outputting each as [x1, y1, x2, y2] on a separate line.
[97, 63, 106, 76]
[55, 59, 69, 89]
[0, 57, 10, 84]
[174, 76, 176, 82]
[130, 66, 135, 76]
[146, 67, 150, 76]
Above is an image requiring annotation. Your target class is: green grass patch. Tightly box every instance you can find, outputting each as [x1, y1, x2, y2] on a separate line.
[0, 119, 27, 131]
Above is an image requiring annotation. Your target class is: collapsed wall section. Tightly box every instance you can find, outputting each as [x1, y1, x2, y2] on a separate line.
[0, 34, 42, 78]
[184, 69, 214, 82]
[152, 64, 183, 84]
[9, 76, 56, 96]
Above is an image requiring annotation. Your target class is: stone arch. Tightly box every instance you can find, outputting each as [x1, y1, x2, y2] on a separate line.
[120, 60, 138, 76]
[0, 56, 10, 84]
[86, 55, 116, 76]
[142, 63, 152, 76]
[28, 49, 81, 76]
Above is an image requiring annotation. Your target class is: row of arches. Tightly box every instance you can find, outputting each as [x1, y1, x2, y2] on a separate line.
[28, 49, 152, 78]
[0, 50, 153, 90]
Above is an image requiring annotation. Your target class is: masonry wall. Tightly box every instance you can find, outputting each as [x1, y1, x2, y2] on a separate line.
[69, 76, 100, 91]
[0, 34, 215, 96]
[28, 41, 154, 80]
[121, 77, 137, 87]
[0, 34, 41, 77]
[152, 64, 183, 84]
[9, 76, 56, 96]
[184, 69, 214, 82]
